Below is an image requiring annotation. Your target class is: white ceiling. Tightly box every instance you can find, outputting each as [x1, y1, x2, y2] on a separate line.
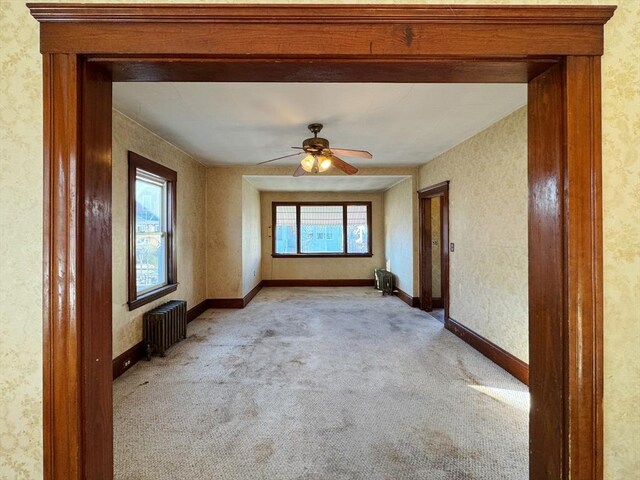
[244, 175, 410, 193]
[113, 83, 526, 168]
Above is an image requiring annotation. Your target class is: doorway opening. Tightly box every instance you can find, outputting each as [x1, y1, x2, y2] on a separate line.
[419, 181, 449, 323]
[30, 4, 613, 479]
[110, 83, 527, 478]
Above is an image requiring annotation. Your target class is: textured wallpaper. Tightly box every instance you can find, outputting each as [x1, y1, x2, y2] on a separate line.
[419, 107, 529, 362]
[1, 0, 638, 478]
[112, 110, 207, 358]
[260, 191, 385, 280]
[206, 167, 246, 298]
[0, 2, 45, 477]
[596, 2, 640, 474]
[242, 179, 262, 296]
[384, 178, 416, 295]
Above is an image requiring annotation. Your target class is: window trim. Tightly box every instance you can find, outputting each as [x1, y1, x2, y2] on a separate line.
[271, 201, 373, 258]
[128, 151, 178, 310]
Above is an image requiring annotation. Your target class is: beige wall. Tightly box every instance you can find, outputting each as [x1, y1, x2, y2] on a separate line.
[383, 178, 415, 295]
[1, 1, 638, 478]
[111, 110, 207, 358]
[242, 179, 262, 296]
[205, 168, 244, 298]
[261, 191, 385, 280]
[419, 107, 529, 362]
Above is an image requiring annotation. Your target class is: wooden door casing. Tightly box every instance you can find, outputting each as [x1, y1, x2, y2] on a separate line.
[418, 181, 450, 320]
[29, 4, 614, 479]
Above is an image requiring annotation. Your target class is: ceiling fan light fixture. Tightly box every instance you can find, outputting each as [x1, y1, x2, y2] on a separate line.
[318, 155, 332, 172]
[258, 123, 370, 176]
[301, 154, 316, 173]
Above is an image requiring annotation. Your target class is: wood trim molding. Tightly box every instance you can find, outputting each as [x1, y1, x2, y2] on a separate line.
[99, 59, 562, 84]
[31, 4, 613, 480]
[394, 288, 420, 308]
[528, 57, 605, 479]
[207, 298, 245, 309]
[128, 284, 178, 311]
[28, 4, 616, 25]
[262, 279, 374, 287]
[42, 54, 113, 479]
[30, 5, 614, 59]
[528, 63, 566, 477]
[445, 317, 529, 385]
[243, 282, 263, 307]
[565, 56, 604, 480]
[207, 281, 266, 309]
[417, 180, 449, 197]
[187, 299, 209, 323]
[112, 342, 145, 380]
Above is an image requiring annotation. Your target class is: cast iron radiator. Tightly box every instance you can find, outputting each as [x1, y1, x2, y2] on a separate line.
[374, 269, 394, 296]
[143, 300, 187, 359]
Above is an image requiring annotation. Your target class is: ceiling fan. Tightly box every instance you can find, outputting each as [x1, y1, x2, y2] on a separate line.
[257, 123, 372, 177]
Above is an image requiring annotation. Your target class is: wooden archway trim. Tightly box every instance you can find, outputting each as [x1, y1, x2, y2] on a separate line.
[29, 4, 615, 480]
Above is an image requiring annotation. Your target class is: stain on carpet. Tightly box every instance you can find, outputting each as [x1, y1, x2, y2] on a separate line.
[456, 358, 482, 384]
[253, 440, 275, 464]
[189, 333, 208, 342]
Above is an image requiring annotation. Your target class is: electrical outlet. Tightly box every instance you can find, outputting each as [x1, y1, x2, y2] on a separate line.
[450, 243, 455, 252]
[124, 359, 131, 368]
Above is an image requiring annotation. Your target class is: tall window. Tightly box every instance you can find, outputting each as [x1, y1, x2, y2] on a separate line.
[128, 152, 177, 310]
[272, 202, 372, 257]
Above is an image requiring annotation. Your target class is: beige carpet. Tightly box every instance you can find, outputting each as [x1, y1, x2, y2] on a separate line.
[114, 287, 529, 479]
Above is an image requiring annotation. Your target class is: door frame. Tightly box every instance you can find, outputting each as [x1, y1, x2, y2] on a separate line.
[28, 4, 614, 479]
[418, 181, 449, 319]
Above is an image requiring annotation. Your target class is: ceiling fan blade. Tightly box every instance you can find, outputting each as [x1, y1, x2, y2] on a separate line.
[330, 148, 372, 159]
[256, 151, 303, 165]
[329, 155, 358, 175]
[293, 164, 307, 177]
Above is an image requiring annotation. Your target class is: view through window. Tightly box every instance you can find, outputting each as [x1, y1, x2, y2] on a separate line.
[128, 151, 177, 309]
[135, 171, 168, 294]
[273, 202, 371, 256]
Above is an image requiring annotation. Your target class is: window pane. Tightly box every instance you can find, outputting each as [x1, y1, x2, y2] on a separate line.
[300, 205, 344, 253]
[347, 205, 369, 254]
[275, 205, 297, 254]
[135, 174, 167, 293]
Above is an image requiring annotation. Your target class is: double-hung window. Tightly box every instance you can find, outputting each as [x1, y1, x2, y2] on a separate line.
[128, 151, 177, 310]
[273, 202, 372, 257]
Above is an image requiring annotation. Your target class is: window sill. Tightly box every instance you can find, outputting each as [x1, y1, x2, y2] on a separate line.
[128, 283, 178, 311]
[271, 253, 373, 258]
